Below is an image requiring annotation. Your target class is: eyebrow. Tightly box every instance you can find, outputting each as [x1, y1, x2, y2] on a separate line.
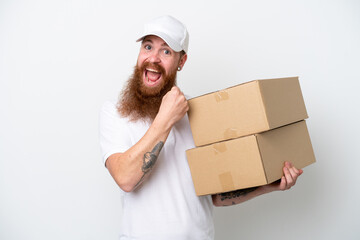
[142, 39, 170, 48]
[142, 39, 153, 44]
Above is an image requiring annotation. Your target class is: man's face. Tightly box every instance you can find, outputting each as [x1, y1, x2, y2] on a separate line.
[117, 35, 187, 121]
[136, 35, 184, 95]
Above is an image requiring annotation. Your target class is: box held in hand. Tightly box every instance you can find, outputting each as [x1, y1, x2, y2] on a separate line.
[187, 77, 308, 147]
[186, 120, 316, 196]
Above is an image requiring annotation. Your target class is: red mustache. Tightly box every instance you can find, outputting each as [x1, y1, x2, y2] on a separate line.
[140, 62, 166, 75]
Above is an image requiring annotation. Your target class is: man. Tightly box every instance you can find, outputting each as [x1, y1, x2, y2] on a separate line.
[99, 15, 303, 240]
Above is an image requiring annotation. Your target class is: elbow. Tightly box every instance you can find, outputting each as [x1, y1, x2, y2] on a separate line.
[115, 177, 136, 193]
[120, 184, 134, 193]
[106, 153, 136, 193]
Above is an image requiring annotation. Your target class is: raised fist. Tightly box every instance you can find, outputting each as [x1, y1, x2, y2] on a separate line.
[156, 86, 189, 128]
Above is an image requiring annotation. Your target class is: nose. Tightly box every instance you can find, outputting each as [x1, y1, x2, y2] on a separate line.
[148, 51, 161, 63]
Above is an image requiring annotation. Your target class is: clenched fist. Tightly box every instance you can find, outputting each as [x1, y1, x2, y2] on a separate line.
[155, 86, 189, 129]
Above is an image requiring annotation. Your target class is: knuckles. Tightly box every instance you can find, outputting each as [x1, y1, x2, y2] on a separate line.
[171, 86, 180, 94]
[161, 87, 188, 115]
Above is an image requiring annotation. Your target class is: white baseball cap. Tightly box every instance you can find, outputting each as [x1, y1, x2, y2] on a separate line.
[136, 15, 189, 53]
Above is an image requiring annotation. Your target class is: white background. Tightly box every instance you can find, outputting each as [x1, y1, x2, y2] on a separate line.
[1, 0, 359, 239]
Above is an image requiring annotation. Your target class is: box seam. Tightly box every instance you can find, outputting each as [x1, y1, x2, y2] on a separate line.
[255, 134, 269, 183]
[187, 80, 256, 100]
[257, 81, 271, 129]
[188, 76, 299, 101]
[187, 119, 305, 151]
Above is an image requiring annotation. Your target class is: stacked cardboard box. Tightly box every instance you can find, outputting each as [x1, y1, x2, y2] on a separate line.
[186, 77, 316, 196]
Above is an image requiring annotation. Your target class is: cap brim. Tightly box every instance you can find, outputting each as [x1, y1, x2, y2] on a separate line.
[136, 31, 183, 52]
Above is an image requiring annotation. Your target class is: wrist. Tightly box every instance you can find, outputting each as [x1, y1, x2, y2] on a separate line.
[257, 185, 272, 195]
[152, 116, 173, 134]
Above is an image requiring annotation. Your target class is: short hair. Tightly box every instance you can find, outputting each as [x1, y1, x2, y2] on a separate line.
[180, 50, 186, 58]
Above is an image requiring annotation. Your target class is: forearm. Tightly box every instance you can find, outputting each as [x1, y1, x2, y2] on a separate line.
[212, 186, 268, 207]
[106, 117, 172, 192]
[212, 162, 303, 207]
[106, 86, 189, 192]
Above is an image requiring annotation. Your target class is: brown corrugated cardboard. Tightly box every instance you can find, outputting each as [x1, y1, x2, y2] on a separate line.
[187, 77, 308, 147]
[186, 121, 316, 196]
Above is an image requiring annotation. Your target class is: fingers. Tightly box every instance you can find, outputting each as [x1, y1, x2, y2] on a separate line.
[281, 161, 303, 191]
[283, 165, 293, 190]
[169, 86, 186, 100]
[165, 86, 184, 101]
[279, 176, 287, 191]
[171, 87, 188, 109]
[170, 86, 185, 97]
[171, 86, 180, 94]
[159, 86, 188, 125]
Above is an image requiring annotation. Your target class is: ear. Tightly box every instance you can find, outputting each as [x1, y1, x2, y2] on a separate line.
[178, 54, 187, 69]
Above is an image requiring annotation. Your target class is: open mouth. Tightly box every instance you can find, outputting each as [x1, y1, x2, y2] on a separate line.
[144, 68, 162, 86]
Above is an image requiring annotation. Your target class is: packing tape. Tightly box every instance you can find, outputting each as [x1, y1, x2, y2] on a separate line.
[219, 172, 235, 192]
[213, 142, 227, 155]
[215, 90, 229, 102]
[224, 128, 238, 139]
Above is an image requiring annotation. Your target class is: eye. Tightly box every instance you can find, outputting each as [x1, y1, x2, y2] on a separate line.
[144, 45, 151, 50]
[164, 49, 171, 55]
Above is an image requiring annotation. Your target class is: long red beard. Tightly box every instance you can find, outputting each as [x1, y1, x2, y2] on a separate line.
[117, 62, 177, 122]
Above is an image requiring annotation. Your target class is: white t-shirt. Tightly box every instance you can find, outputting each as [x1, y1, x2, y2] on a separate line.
[99, 100, 214, 240]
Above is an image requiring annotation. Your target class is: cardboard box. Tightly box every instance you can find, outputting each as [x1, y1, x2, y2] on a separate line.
[186, 121, 316, 196]
[187, 77, 308, 147]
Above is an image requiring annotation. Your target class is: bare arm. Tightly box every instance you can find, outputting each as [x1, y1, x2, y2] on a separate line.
[212, 162, 303, 206]
[106, 87, 188, 192]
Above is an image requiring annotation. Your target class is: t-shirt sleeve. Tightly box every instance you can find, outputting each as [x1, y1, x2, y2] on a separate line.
[99, 100, 132, 166]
